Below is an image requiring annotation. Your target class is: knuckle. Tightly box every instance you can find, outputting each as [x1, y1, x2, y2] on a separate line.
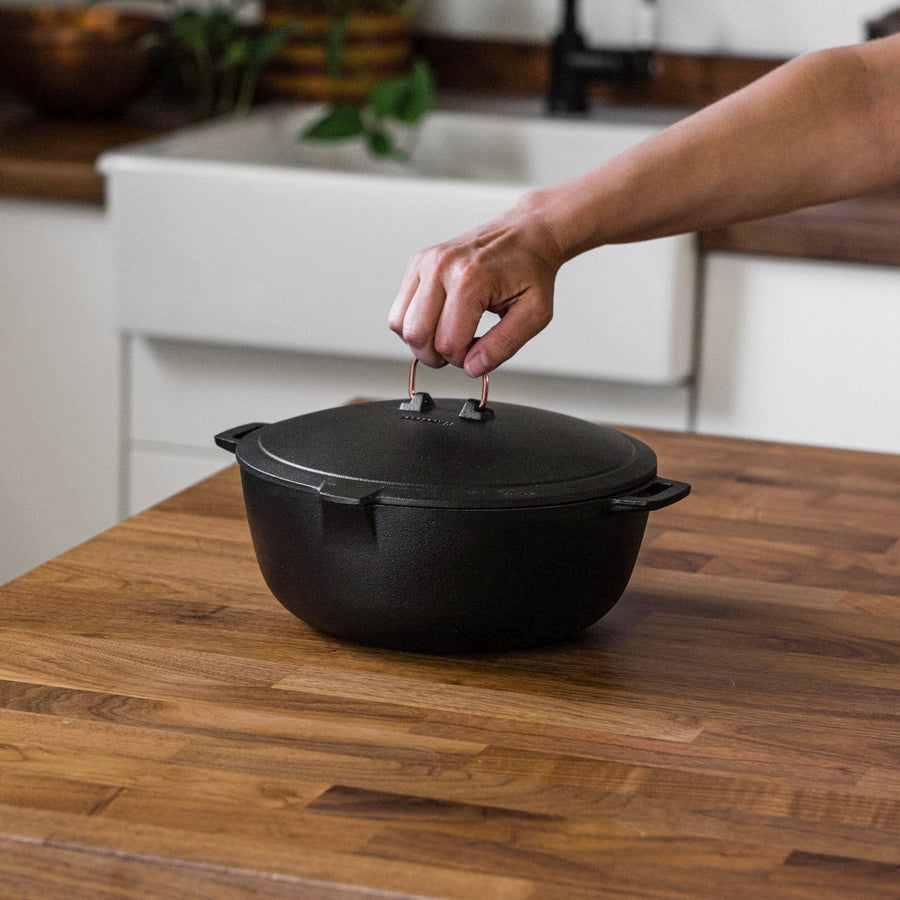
[387, 307, 405, 334]
[430, 247, 473, 282]
[416, 245, 446, 272]
[433, 333, 463, 363]
[402, 322, 430, 350]
[408, 246, 432, 266]
[453, 268, 482, 297]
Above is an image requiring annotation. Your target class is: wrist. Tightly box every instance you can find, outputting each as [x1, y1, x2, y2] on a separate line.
[510, 188, 578, 269]
[516, 178, 611, 265]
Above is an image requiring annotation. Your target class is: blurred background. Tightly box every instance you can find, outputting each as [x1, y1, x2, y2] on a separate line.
[2, 0, 899, 585]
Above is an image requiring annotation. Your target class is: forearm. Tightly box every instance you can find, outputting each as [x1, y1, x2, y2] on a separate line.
[389, 35, 900, 376]
[529, 37, 900, 261]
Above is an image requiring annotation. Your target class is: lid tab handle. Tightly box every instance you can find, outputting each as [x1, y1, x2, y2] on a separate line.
[459, 398, 495, 421]
[398, 391, 434, 413]
[398, 359, 493, 421]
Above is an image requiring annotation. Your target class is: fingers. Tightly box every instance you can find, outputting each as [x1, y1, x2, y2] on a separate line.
[431, 271, 489, 369]
[388, 215, 559, 373]
[463, 291, 554, 377]
[386, 258, 418, 337]
[388, 249, 451, 369]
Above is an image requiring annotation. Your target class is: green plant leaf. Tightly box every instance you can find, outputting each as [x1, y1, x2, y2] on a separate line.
[204, 9, 239, 51]
[395, 58, 434, 124]
[369, 75, 407, 119]
[171, 11, 209, 57]
[365, 126, 395, 158]
[249, 23, 299, 68]
[302, 105, 365, 141]
[221, 37, 251, 69]
[368, 59, 433, 125]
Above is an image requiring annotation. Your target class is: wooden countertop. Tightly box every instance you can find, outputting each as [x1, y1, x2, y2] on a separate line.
[2, 428, 899, 898]
[0, 97, 191, 204]
[697, 181, 900, 268]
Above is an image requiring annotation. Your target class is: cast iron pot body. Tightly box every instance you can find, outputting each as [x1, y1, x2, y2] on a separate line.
[216, 390, 690, 653]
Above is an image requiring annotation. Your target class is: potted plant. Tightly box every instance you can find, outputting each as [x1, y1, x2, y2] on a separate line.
[260, 0, 433, 160]
[146, 0, 298, 120]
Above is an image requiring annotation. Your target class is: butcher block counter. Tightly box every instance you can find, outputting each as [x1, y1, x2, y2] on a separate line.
[1, 428, 899, 899]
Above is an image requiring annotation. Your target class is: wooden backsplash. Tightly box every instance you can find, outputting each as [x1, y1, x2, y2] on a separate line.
[418, 36, 786, 107]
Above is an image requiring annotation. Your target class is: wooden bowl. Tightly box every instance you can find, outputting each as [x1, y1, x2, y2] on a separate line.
[0, 6, 159, 117]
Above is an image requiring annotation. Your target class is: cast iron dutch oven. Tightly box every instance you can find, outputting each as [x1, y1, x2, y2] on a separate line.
[215, 362, 690, 653]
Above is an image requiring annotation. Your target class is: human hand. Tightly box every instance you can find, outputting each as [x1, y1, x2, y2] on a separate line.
[388, 196, 564, 377]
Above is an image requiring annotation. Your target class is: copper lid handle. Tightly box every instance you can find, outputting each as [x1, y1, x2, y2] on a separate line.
[407, 358, 490, 410]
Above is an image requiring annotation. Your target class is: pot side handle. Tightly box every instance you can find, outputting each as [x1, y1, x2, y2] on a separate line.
[609, 478, 691, 512]
[214, 423, 268, 454]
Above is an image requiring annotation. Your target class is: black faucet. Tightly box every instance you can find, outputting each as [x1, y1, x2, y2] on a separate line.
[548, 0, 656, 113]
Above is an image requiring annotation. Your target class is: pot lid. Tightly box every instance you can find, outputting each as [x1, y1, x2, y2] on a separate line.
[231, 387, 658, 510]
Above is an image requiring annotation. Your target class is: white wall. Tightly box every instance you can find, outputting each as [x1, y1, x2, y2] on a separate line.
[415, 0, 891, 56]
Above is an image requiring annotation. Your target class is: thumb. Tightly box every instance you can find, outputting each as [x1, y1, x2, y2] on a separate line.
[462, 296, 553, 377]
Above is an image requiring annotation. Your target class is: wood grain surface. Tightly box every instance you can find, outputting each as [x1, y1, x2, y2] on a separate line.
[418, 38, 786, 109]
[1, 428, 898, 898]
[698, 180, 900, 267]
[0, 99, 190, 204]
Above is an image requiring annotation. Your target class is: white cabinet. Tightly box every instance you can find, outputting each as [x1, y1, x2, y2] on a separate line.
[0, 197, 121, 585]
[696, 253, 900, 454]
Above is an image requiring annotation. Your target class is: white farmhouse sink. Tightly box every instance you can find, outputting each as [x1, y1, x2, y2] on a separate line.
[100, 104, 695, 384]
